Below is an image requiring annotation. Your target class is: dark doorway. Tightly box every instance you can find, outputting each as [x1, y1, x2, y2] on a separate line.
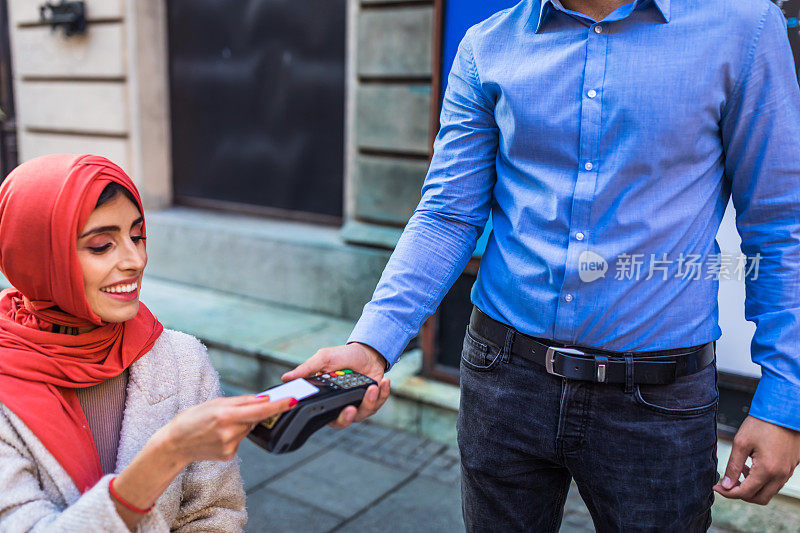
[167, 0, 346, 223]
[0, 0, 17, 180]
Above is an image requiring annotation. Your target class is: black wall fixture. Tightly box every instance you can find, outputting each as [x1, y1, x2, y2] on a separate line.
[39, 1, 86, 37]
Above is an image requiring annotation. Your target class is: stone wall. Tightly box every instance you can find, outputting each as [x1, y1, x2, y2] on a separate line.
[342, 0, 433, 248]
[7, 0, 435, 239]
[6, 0, 171, 208]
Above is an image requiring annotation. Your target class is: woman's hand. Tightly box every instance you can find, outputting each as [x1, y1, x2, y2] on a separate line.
[111, 395, 296, 530]
[158, 394, 297, 465]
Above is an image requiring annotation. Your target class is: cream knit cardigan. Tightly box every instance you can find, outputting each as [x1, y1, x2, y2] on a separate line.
[0, 329, 247, 532]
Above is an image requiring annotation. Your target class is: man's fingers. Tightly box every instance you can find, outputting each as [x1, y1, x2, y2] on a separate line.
[281, 348, 331, 383]
[749, 478, 787, 505]
[353, 379, 391, 422]
[327, 378, 391, 427]
[720, 439, 752, 490]
[281, 355, 325, 383]
[376, 377, 391, 407]
[235, 397, 297, 423]
[722, 462, 771, 500]
[352, 385, 380, 423]
[329, 405, 357, 429]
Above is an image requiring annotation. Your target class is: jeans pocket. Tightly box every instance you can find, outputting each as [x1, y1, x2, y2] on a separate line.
[633, 362, 719, 417]
[461, 327, 503, 372]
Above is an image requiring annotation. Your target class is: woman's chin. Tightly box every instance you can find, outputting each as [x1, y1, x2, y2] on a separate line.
[95, 300, 140, 323]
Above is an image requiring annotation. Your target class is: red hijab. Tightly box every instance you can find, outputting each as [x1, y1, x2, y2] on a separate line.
[0, 154, 163, 493]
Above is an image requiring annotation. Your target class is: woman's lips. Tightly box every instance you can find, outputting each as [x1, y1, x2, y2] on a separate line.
[102, 289, 138, 302]
[100, 279, 140, 302]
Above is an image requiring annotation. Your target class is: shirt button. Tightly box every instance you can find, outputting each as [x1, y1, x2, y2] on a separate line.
[587, 89, 597, 98]
[594, 25, 603, 33]
[584, 162, 593, 171]
[576, 232, 585, 241]
[564, 294, 574, 302]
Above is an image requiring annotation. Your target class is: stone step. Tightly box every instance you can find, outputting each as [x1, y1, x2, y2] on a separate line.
[144, 207, 392, 321]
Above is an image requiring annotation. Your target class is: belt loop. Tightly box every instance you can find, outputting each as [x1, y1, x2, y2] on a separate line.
[502, 328, 515, 364]
[624, 355, 634, 393]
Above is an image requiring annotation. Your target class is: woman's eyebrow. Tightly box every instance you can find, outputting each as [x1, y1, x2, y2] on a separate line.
[79, 225, 119, 239]
[78, 218, 143, 239]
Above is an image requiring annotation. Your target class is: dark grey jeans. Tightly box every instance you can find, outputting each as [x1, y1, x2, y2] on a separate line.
[457, 324, 718, 532]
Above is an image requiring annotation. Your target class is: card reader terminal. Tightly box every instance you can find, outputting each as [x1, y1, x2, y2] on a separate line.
[247, 370, 377, 454]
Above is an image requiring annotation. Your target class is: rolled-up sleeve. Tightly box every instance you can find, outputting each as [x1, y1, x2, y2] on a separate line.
[720, 3, 800, 431]
[348, 28, 499, 366]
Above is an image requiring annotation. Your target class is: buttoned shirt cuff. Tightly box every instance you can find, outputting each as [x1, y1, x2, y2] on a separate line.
[347, 310, 414, 370]
[747, 370, 800, 433]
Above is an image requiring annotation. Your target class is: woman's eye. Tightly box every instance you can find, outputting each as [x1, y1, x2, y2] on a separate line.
[87, 243, 112, 253]
[131, 235, 146, 244]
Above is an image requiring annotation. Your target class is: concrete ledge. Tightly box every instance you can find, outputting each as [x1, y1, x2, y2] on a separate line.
[340, 219, 404, 249]
[144, 207, 391, 321]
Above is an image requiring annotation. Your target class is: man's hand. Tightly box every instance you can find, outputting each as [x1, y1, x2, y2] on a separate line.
[714, 415, 800, 505]
[281, 342, 391, 429]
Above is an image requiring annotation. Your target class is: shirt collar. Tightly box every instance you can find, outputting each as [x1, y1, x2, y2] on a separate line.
[534, 0, 670, 34]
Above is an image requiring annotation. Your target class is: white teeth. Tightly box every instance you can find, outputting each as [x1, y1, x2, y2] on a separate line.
[102, 283, 137, 294]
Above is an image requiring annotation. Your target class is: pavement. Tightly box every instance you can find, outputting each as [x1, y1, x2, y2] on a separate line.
[237, 421, 736, 533]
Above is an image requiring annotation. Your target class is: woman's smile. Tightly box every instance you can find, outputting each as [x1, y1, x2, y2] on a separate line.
[99, 277, 141, 301]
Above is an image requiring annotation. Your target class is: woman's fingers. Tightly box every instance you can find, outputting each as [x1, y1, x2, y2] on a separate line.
[221, 394, 264, 406]
[233, 421, 258, 441]
[232, 396, 298, 424]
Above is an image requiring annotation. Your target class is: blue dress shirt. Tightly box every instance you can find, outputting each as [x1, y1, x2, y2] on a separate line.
[348, 0, 800, 431]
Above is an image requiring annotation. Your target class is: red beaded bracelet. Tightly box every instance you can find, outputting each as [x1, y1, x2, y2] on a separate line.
[109, 476, 154, 514]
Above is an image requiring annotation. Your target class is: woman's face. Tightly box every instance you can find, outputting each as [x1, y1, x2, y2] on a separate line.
[76, 193, 147, 323]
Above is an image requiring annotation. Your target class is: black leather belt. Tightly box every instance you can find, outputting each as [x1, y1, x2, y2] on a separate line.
[469, 307, 715, 385]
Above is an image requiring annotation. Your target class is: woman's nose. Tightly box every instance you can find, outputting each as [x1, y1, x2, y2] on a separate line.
[118, 240, 146, 272]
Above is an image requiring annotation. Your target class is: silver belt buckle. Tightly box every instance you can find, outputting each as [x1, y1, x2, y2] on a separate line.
[595, 355, 609, 383]
[545, 346, 587, 377]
